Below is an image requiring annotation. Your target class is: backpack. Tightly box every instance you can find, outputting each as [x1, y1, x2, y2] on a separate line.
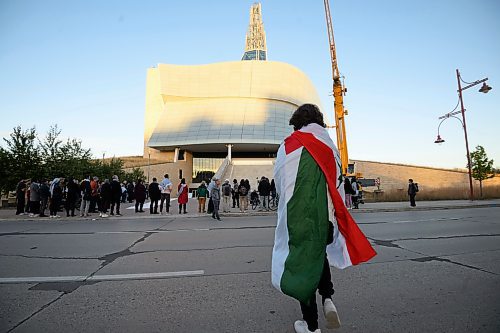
[414, 183, 419, 192]
[223, 184, 231, 196]
[197, 186, 207, 197]
[239, 185, 248, 196]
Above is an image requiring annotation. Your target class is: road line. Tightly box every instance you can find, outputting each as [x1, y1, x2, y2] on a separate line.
[88, 270, 205, 281]
[0, 270, 205, 284]
[98, 229, 209, 234]
[392, 217, 460, 224]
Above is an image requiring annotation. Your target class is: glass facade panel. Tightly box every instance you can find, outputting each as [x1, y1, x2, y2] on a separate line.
[192, 157, 225, 183]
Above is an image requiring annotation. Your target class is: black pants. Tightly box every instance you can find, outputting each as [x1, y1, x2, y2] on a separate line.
[16, 198, 25, 215]
[110, 200, 120, 215]
[65, 198, 76, 216]
[40, 198, 48, 216]
[232, 194, 239, 208]
[352, 196, 359, 209]
[50, 198, 60, 216]
[100, 199, 110, 214]
[178, 203, 186, 214]
[30, 201, 40, 215]
[150, 199, 159, 214]
[160, 194, 170, 213]
[299, 257, 335, 332]
[409, 194, 416, 207]
[135, 201, 144, 212]
[212, 200, 220, 219]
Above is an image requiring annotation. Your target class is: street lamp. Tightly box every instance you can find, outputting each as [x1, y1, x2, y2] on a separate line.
[435, 69, 492, 201]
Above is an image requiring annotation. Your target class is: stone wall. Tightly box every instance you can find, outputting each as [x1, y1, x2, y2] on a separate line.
[354, 159, 500, 192]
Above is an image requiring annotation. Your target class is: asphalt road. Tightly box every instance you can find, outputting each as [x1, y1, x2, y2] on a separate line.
[0, 207, 499, 333]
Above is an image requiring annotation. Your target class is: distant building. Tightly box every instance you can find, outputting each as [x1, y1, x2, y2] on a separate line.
[143, 3, 321, 183]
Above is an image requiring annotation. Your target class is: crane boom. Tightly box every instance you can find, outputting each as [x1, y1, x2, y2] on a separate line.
[323, 0, 349, 175]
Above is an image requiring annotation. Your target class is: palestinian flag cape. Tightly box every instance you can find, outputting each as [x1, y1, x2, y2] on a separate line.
[271, 123, 376, 303]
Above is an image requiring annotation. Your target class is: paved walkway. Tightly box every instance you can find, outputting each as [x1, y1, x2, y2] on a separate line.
[1, 198, 499, 222]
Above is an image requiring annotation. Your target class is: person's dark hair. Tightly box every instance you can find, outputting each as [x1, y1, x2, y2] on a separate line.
[153, 177, 157, 182]
[164, 174, 169, 178]
[289, 104, 326, 131]
[409, 179, 413, 182]
[181, 178, 186, 184]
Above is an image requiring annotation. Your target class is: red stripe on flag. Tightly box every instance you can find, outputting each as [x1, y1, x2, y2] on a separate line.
[284, 135, 302, 155]
[291, 131, 376, 265]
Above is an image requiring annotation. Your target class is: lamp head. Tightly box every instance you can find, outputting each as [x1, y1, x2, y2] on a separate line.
[479, 82, 492, 93]
[434, 135, 445, 144]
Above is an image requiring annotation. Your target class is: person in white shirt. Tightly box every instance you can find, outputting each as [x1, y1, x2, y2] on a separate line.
[159, 174, 173, 214]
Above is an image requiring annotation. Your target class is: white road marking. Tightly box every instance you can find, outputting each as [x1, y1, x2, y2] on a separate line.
[0, 270, 205, 284]
[392, 217, 460, 224]
[98, 228, 209, 234]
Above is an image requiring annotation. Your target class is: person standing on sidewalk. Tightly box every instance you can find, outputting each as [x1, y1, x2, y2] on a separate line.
[351, 177, 360, 209]
[210, 178, 221, 221]
[134, 179, 146, 213]
[159, 174, 172, 214]
[29, 179, 40, 217]
[272, 104, 376, 333]
[99, 179, 111, 218]
[148, 178, 161, 214]
[408, 179, 418, 207]
[207, 177, 216, 214]
[110, 175, 122, 216]
[80, 177, 91, 217]
[238, 179, 248, 212]
[196, 181, 209, 213]
[65, 178, 79, 217]
[15, 179, 26, 215]
[177, 178, 189, 214]
[39, 179, 50, 217]
[221, 179, 232, 213]
[343, 176, 353, 209]
[49, 178, 63, 218]
[232, 179, 239, 209]
[258, 176, 271, 211]
[89, 176, 100, 213]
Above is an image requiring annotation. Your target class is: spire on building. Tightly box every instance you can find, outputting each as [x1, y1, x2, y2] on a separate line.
[242, 3, 267, 61]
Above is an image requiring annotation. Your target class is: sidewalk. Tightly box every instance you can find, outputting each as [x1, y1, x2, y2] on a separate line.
[1, 198, 499, 222]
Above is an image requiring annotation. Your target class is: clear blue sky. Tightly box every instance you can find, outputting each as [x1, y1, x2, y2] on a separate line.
[1, 0, 499, 169]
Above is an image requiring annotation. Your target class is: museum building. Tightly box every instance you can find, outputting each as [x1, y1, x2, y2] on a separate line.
[143, 3, 322, 183]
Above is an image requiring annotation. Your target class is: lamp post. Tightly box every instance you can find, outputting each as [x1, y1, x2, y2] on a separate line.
[435, 69, 492, 201]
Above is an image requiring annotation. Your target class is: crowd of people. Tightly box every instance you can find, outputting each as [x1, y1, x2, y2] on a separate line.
[194, 176, 277, 220]
[14, 174, 176, 218]
[14, 172, 281, 220]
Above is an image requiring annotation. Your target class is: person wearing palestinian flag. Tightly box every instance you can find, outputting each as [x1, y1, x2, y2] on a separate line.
[271, 104, 377, 333]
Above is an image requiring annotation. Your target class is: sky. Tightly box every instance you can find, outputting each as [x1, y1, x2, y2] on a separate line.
[1, 0, 499, 169]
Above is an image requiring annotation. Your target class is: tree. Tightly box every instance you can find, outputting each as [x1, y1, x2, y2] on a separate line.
[1, 124, 137, 194]
[470, 145, 495, 198]
[124, 167, 146, 183]
[1, 126, 42, 194]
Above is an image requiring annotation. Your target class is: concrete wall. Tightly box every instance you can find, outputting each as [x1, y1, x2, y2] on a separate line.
[354, 159, 500, 191]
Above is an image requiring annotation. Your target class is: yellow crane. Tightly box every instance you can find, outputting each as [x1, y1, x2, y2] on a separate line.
[323, 0, 349, 175]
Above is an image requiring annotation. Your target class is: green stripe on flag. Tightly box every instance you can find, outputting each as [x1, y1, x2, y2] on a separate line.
[281, 148, 329, 303]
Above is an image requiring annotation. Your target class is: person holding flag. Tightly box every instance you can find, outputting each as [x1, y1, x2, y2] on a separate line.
[271, 104, 377, 333]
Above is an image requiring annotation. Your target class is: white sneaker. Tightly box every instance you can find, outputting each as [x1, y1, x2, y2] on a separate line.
[294, 320, 320, 333]
[323, 298, 341, 329]
[101, 214, 108, 218]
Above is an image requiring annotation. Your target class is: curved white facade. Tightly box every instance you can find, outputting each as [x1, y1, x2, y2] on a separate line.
[144, 60, 321, 153]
